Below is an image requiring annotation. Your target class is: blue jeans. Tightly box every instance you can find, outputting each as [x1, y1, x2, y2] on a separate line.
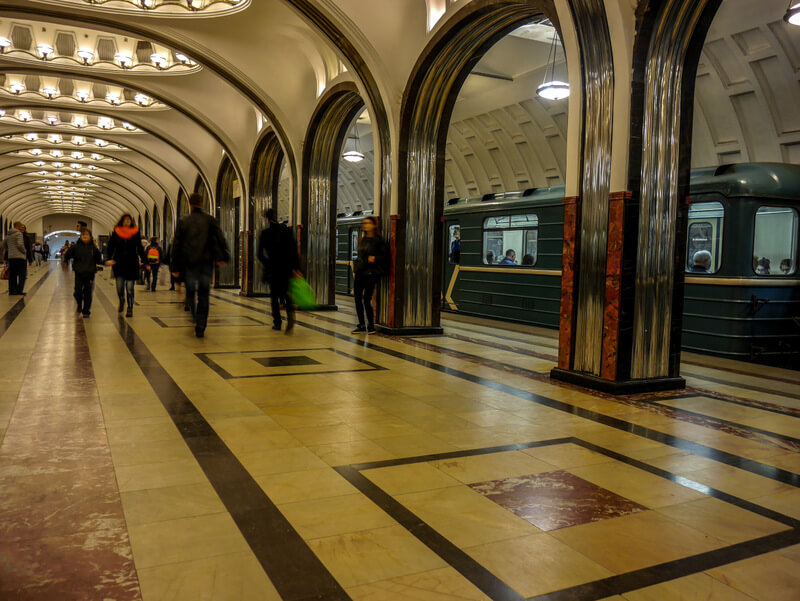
[185, 266, 212, 329]
[115, 277, 135, 309]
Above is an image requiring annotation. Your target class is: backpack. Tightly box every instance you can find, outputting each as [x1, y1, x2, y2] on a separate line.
[147, 246, 160, 264]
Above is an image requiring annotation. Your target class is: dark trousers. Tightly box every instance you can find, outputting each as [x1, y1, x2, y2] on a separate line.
[185, 266, 212, 329]
[147, 265, 160, 290]
[8, 259, 27, 295]
[74, 273, 95, 313]
[268, 278, 294, 328]
[115, 277, 135, 309]
[354, 273, 377, 327]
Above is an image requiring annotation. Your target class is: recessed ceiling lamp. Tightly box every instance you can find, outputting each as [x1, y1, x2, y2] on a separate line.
[48, 134, 62, 144]
[42, 86, 58, 98]
[10, 82, 25, 94]
[72, 152, 84, 159]
[175, 53, 195, 65]
[18, 111, 31, 122]
[31, 148, 43, 155]
[98, 117, 113, 129]
[73, 136, 86, 145]
[90, 153, 101, 161]
[54, 161, 64, 167]
[52, 149, 63, 157]
[73, 116, 85, 128]
[122, 122, 136, 131]
[88, 164, 98, 170]
[95, 139, 108, 147]
[342, 126, 365, 163]
[47, 115, 59, 125]
[25, 133, 38, 141]
[77, 49, 94, 65]
[34, 161, 45, 167]
[106, 93, 121, 105]
[0, 37, 10, 51]
[70, 163, 81, 169]
[37, 43, 54, 60]
[134, 93, 151, 106]
[536, 26, 570, 101]
[115, 53, 133, 68]
[76, 90, 90, 102]
[786, 2, 800, 25]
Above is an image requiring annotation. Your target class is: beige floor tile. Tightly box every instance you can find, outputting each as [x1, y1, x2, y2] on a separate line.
[237, 446, 328, 476]
[522, 443, 614, 468]
[396, 485, 540, 548]
[308, 525, 447, 588]
[681, 463, 794, 499]
[707, 549, 800, 601]
[351, 418, 426, 439]
[347, 567, 491, 601]
[569, 461, 705, 508]
[751, 488, 800, 520]
[105, 417, 181, 445]
[466, 533, 612, 597]
[137, 551, 281, 601]
[623, 572, 759, 601]
[100, 398, 168, 421]
[121, 481, 226, 525]
[115, 458, 209, 492]
[310, 439, 397, 465]
[372, 434, 459, 457]
[278, 493, 396, 539]
[655, 497, 789, 544]
[363, 463, 461, 496]
[551, 511, 725, 573]
[256, 468, 357, 504]
[431, 451, 555, 484]
[288, 423, 368, 445]
[110, 438, 195, 467]
[128, 512, 249, 569]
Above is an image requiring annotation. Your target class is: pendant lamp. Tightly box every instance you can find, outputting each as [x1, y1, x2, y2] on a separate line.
[342, 126, 365, 163]
[785, 2, 800, 26]
[536, 26, 569, 101]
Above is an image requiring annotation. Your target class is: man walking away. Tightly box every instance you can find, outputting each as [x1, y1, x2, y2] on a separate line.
[64, 228, 103, 317]
[258, 209, 300, 333]
[145, 237, 162, 291]
[171, 193, 229, 338]
[1, 222, 33, 295]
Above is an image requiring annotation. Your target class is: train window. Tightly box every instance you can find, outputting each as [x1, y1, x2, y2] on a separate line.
[350, 229, 359, 260]
[483, 214, 539, 266]
[686, 201, 724, 274]
[753, 206, 798, 276]
[448, 225, 461, 265]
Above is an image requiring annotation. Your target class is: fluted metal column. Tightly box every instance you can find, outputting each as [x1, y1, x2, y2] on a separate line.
[569, 0, 615, 376]
[632, 0, 710, 379]
[250, 132, 284, 295]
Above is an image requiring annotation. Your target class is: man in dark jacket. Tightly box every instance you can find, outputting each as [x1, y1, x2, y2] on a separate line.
[1, 222, 32, 295]
[258, 209, 300, 332]
[65, 229, 103, 317]
[171, 193, 230, 338]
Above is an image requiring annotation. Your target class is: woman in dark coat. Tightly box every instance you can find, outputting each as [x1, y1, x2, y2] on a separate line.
[352, 216, 388, 334]
[105, 214, 147, 317]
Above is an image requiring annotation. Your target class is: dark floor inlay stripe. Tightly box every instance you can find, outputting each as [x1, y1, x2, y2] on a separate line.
[210, 292, 800, 489]
[95, 286, 351, 601]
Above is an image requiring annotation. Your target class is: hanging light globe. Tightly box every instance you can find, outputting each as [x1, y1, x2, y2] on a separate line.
[785, 2, 800, 25]
[536, 80, 570, 100]
[342, 149, 365, 163]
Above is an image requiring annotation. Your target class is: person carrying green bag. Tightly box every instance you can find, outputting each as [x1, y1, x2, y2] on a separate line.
[288, 275, 316, 310]
[258, 209, 302, 333]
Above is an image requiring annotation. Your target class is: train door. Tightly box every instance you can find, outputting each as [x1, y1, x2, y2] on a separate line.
[443, 220, 461, 309]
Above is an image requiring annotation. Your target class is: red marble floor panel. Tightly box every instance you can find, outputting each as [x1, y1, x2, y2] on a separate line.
[469, 469, 648, 531]
[0, 274, 142, 600]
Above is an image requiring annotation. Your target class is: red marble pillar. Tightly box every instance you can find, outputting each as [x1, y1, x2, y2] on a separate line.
[557, 196, 581, 370]
[386, 215, 400, 329]
[600, 191, 631, 380]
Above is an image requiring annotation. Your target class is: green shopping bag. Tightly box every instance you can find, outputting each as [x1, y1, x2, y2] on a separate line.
[288, 276, 317, 310]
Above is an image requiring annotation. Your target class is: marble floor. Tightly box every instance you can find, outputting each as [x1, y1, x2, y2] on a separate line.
[1, 263, 799, 601]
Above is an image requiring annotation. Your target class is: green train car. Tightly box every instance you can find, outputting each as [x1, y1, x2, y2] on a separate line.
[335, 163, 800, 368]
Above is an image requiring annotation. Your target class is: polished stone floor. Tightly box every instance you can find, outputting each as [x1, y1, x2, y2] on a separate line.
[1, 263, 799, 601]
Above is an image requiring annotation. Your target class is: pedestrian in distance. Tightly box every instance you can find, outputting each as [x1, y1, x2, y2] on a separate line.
[144, 237, 162, 291]
[1, 222, 33, 295]
[32, 240, 44, 267]
[64, 229, 103, 317]
[351, 216, 388, 334]
[170, 193, 230, 338]
[258, 209, 300, 333]
[105, 214, 148, 317]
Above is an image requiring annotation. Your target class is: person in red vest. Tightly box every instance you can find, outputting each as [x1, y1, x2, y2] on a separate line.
[144, 237, 162, 291]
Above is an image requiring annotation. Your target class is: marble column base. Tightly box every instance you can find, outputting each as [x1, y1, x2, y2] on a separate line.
[550, 367, 686, 395]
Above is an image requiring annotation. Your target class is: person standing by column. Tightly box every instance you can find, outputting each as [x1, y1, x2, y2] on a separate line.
[32, 240, 43, 267]
[352, 216, 388, 334]
[171, 193, 229, 338]
[105, 214, 147, 317]
[258, 209, 300, 333]
[42, 240, 50, 261]
[64, 228, 103, 317]
[1, 222, 33, 295]
[144, 237, 162, 291]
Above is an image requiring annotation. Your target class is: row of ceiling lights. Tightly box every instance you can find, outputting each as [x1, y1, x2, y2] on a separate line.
[0, 109, 136, 130]
[26, 150, 106, 160]
[20, 133, 113, 146]
[7, 82, 153, 106]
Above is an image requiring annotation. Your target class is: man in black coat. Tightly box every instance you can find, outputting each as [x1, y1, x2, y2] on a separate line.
[65, 229, 103, 317]
[258, 209, 300, 332]
[171, 193, 230, 338]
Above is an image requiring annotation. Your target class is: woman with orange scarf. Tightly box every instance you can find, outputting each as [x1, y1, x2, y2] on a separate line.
[105, 214, 148, 317]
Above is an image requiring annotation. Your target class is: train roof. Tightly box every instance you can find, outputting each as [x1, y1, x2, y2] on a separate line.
[444, 185, 566, 213]
[689, 163, 800, 201]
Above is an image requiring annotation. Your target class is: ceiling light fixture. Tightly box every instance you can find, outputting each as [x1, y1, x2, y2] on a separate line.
[47, 115, 59, 125]
[25, 133, 38, 141]
[73, 116, 85, 128]
[134, 93, 151, 106]
[76, 90, 90, 103]
[54, 162, 64, 168]
[536, 26, 570, 101]
[122, 122, 136, 130]
[77, 49, 94, 65]
[10, 82, 25, 94]
[73, 136, 85, 145]
[52, 149, 62, 157]
[48, 134, 62, 144]
[72, 152, 84, 160]
[150, 53, 168, 69]
[786, 2, 800, 25]
[90, 153, 101, 161]
[342, 125, 365, 163]
[98, 117, 113, 129]
[42, 86, 58, 98]
[34, 161, 45, 167]
[31, 148, 43, 155]
[37, 43, 54, 60]
[18, 111, 31, 122]
[115, 53, 133, 68]
[0, 37, 10, 51]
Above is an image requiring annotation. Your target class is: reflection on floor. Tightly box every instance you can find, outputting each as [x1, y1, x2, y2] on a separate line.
[1, 266, 799, 601]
